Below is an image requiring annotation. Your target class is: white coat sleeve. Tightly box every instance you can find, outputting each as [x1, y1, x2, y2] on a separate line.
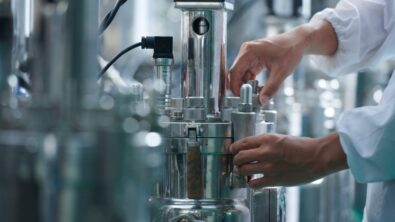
[309, 0, 395, 76]
[309, 0, 395, 183]
[336, 75, 395, 183]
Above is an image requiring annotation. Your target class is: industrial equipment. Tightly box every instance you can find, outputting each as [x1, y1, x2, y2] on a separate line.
[147, 1, 285, 221]
[1, 0, 368, 222]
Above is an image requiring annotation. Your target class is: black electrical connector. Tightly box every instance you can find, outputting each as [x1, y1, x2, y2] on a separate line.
[141, 36, 174, 59]
[98, 36, 173, 79]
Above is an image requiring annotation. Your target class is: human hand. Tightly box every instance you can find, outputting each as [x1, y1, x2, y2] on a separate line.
[229, 21, 338, 104]
[230, 133, 348, 189]
[229, 30, 307, 104]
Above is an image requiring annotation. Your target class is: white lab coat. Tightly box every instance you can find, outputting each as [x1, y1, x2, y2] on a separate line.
[310, 0, 395, 221]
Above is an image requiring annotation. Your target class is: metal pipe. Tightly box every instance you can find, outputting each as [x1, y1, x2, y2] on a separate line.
[179, 7, 228, 115]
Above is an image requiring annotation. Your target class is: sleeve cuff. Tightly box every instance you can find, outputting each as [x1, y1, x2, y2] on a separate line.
[337, 114, 370, 183]
[309, 7, 361, 76]
[337, 108, 395, 183]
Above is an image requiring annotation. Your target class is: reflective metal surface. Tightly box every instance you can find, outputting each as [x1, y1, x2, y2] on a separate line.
[3, 0, 369, 221]
[175, 2, 234, 10]
[180, 7, 228, 115]
[150, 198, 250, 222]
[149, 1, 285, 221]
[250, 188, 286, 222]
[154, 58, 174, 114]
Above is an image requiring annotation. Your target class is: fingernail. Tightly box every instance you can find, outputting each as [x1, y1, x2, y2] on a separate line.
[229, 145, 233, 153]
[259, 95, 270, 105]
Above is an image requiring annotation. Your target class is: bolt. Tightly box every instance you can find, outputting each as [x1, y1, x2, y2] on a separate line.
[240, 84, 253, 105]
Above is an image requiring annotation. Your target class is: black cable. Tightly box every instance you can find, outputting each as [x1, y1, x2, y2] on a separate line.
[98, 0, 127, 35]
[98, 42, 142, 79]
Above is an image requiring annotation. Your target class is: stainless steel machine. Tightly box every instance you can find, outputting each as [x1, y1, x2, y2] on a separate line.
[1, 0, 287, 221]
[149, 1, 285, 221]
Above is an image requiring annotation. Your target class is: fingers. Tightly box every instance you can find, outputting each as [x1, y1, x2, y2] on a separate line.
[241, 71, 255, 83]
[233, 149, 260, 165]
[229, 58, 250, 96]
[259, 68, 286, 104]
[248, 177, 278, 189]
[230, 134, 277, 154]
[237, 162, 276, 177]
[230, 136, 262, 154]
[229, 43, 265, 96]
[233, 147, 277, 166]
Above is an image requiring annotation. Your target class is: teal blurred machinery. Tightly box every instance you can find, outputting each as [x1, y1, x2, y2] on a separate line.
[0, 0, 164, 221]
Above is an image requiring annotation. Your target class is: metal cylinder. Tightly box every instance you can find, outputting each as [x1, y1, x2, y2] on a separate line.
[231, 84, 257, 190]
[161, 122, 234, 199]
[177, 2, 231, 115]
[232, 84, 256, 141]
[241, 84, 253, 105]
[154, 58, 173, 114]
[154, 58, 173, 97]
[231, 112, 256, 141]
[239, 84, 253, 112]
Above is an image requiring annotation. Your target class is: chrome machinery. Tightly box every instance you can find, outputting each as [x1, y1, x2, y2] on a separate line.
[148, 1, 285, 221]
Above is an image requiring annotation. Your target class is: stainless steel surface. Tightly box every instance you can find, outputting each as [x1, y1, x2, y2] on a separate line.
[150, 2, 284, 220]
[175, 2, 234, 10]
[179, 5, 229, 115]
[154, 58, 174, 114]
[183, 97, 206, 121]
[250, 188, 286, 222]
[1, 0, 292, 221]
[150, 198, 250, 222]
[249, 107, 284, 222]
[164, 122, 232, 139]
[239, 84, 253, 112]
[161, 121, 234, 199]
[222, 97, 240, 121]
[231, 84, 256, 141]
[231, 112, 256, 141]
[153, 55, 283, 222]
[185, 97, 205, 108]
[224, 97, 240, 109]
[163, 138, 233, 199]
[183, 108, 206, 121]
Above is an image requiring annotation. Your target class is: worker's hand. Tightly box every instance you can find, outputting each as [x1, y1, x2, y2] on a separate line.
[229, 31, 306, 104]
[230, 133, 348, 189]
[229, 21, 338, 104]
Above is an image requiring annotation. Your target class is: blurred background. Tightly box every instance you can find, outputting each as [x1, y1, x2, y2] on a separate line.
[0, 0, 392, 221]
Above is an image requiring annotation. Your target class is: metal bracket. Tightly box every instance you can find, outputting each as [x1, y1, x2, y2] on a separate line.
[185, 125, 201, 139]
